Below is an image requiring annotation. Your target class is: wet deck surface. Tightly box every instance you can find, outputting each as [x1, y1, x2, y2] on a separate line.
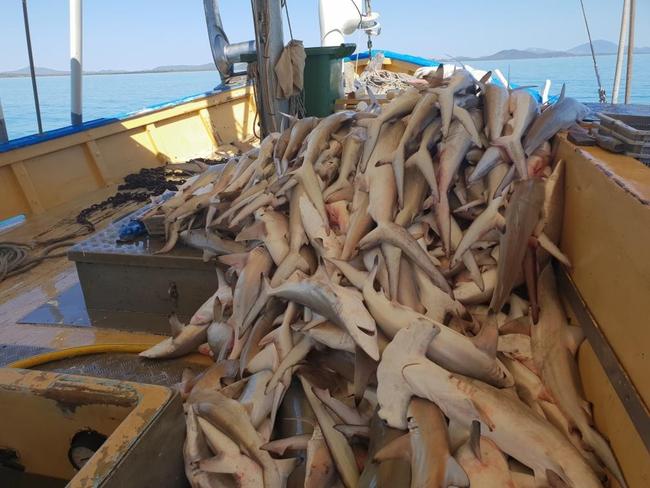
[0, 186, 164, 364]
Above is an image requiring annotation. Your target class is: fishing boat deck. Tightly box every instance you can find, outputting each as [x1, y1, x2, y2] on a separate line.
[0, 185, 162, 362]
[1, 137, 647, 357]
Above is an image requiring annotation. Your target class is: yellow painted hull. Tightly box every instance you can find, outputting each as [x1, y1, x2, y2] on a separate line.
[0, 84, 257, 220]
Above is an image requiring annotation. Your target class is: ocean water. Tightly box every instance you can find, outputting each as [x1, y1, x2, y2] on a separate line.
[470, 53, 650, 104]
[0, 70, 222, 141]
[1, 54, 649, 141]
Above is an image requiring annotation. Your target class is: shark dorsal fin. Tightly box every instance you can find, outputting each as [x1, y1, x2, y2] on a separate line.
[479, 70, 492, 85]
[559, 83, 567, 102]
[469, 420, 482, 461]
[169, 313, 185, 337]
[471, 315, 498, 357]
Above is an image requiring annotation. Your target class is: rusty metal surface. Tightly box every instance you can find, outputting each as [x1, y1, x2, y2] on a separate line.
[0, 368, 176, 488]
[0, 344, 52, 367]
[100, 393, 188, 488]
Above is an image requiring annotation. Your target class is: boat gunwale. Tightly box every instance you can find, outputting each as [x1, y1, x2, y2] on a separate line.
[0, 79, 249, 155]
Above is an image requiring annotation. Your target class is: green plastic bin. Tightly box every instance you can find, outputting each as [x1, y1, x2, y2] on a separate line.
[303, 43, 356, 117]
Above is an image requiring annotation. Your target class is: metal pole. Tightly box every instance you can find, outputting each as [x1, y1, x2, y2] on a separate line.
[578, 0, 606, 103]
[70, 0, 83, 125]
[0, 98, 9, 143]
[364, 0, 372, 55]
[624, 0, 636, 104]
[22, 0, 43, 134]
[612, 0, 630, 103]
[251, 0, 287, 136]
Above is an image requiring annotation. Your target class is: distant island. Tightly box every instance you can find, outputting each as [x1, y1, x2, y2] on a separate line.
[0, 63, 217, 78]
[3, 39, 650, 77]
[451, 39, 650, 62]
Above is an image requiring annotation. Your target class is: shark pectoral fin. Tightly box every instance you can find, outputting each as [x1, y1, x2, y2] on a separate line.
[444, 456, 470, 487]
[275, 457, 299, 483]
[271, 252, 311, 287]
[462, 251, 484, 291]
[381, 243, 402, 300]
[499, 316, 530, 336]
[493, 134, 525, 177]
[373, 433, 411, 463]
[235, 220, 266, 242]
[580, 399, 594, 422]
[444, 378, 497, 431]
[453, 104, 483, 148]
[565, 326, 585, 356]
[334, 424, 370, 438]
[218, 252, 249, 272]
[258, 327, 279, 348]
[389, 150, 406, 208]
[202, 250, 216, 262]
[266, 335, 314, 393]
[546, 469, 570, 488]
[354, 345, 377, 406]
[406, 149, 439, 202]
[537, 232, 571, 267]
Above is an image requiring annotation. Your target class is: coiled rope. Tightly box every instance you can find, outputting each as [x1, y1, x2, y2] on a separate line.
[0, 240, 76, 283]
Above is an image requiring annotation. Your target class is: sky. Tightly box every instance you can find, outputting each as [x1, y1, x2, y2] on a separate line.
[0, 0, 648, 72]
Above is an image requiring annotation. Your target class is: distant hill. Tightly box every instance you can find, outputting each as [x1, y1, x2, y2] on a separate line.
[2, 66, 69, 77]
[151, 63, 216, 72]
[457, 39, 650, 61]
[0, 63, 217, 78]
[524, 47, 557, 54]
[568, 40, 619, 55]
[462, 49, 572, 61]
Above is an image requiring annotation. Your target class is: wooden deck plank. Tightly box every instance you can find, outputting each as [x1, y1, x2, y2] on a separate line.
[0, 185, 162, 350]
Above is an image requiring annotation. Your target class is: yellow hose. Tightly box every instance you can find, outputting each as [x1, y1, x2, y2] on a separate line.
[7, 343, 152, 369]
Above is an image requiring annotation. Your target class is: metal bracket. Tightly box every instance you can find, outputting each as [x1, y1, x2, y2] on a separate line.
[557, 265, 650, 451]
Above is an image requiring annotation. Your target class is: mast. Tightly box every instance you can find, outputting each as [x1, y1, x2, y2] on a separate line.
[251, 0, 287, 135]
[0, 98, 8, 143]
[612, 0, 630, 104]
[21, 0, 43, 134]
[625, 0, 636, 104]
[70, 0, 83, 125]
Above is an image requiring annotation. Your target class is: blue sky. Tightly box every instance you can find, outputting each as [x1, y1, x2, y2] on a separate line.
[0, 0, 647, 71]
